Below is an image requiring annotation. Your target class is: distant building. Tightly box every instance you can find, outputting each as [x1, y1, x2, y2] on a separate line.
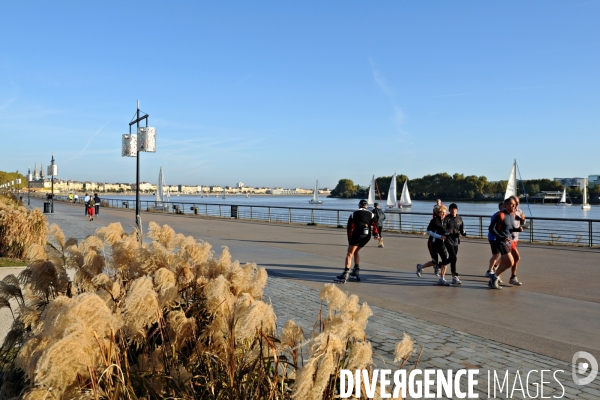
[589, 175, 600, 188]
[554, 178, 587, 190]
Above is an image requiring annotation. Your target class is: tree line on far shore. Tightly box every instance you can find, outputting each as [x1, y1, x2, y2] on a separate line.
[329, 173, 600, 201]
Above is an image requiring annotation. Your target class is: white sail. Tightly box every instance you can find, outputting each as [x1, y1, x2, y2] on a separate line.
[310, 179, 323, 204]
[367, 175, 375, 207]
[559, 189, 566, 203]
[400, 181, 412, 206]
[582, 185, 590, 209]
[504, 159, 517, 199]
[386, 173, 397, 207]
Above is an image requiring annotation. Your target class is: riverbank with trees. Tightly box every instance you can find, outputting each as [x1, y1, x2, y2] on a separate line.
[329, 173, 600, 202]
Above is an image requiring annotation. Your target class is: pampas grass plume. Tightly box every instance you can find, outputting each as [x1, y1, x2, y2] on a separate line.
[394, 332, 414, 362]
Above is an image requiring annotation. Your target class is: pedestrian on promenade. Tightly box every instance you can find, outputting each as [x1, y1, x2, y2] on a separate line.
[486, 201, 505, 278]
[487, 197, 519, 289]
[335, 199, 379, 283]
[68, 193, 73, 203]
[94, 193, 101, 216]
[373, 202, 386, 248]
[84, 193, 90, 216]
[87, 196, 95, 221]
[508, 195, 525, 286]
[445, 203, 467, 285]
[416, 205, 452, 286]
[74, 194, 79, 204]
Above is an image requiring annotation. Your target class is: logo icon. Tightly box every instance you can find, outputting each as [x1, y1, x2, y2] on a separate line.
[572, 351, 598, 386]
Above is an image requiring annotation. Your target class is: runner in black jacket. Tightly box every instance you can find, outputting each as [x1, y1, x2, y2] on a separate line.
[373, 202, 386, 248]
[445, 203, 467, 285]
[335, 200, 379, 283]
[416, 205, 452, 286]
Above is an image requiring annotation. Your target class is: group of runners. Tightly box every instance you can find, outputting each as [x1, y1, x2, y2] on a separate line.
[337, 196, 526, 289]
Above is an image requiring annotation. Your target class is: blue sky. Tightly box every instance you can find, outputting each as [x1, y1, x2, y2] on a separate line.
[1, 1, 599, 189]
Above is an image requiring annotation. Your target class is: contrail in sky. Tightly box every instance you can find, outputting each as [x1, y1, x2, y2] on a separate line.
[64, 120, 112, 163]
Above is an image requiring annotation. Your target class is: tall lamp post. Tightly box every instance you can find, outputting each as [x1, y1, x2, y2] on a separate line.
[122, 101, 156, 232]
[48, 154, 57, 213]
[27, 167, 32, 206]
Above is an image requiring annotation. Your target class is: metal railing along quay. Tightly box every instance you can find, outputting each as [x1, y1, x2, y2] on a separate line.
[51, 195, 600, 248]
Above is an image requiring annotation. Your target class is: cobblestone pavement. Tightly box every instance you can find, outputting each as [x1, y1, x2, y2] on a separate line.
[27, 200, 600, 399]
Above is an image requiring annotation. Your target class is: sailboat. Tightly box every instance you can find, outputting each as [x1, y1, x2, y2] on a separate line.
[505, 159, 518, 199]
[582, 185, 591, 210]
[367, 175, 376, 208]
[309, 179, 323, 204]
[399, 180, 412, 208]
[557, 188, 572, 206]
[386, 173, 398, 209]
[153, 167, 170, 211]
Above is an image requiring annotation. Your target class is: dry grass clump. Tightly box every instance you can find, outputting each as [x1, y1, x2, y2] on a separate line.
[0, 194, 47, 259]
[0, 217, 415, 399]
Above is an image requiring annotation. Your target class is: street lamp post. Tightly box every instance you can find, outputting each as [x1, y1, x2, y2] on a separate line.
[122, 101, 156, 233]
[48, 154, 57, 213]
[27, 167, 32, 206]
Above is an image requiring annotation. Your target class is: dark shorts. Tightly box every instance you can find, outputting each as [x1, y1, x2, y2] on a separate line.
[377, 225, 383, 237]
[489, 239, 500, 255]
[428, 239, 449, 265]
[349, 234, 371, 248]
[495, 239, 511, 255]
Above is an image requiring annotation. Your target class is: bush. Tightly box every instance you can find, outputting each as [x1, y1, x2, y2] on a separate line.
[0, 221, 415, 399]
[0, 194, 47, 259]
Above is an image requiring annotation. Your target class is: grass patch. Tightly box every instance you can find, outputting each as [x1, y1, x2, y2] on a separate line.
[0, 257, 27, 267]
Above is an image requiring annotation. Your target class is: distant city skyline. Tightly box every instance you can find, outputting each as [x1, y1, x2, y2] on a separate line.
[1, 2, 599, 188]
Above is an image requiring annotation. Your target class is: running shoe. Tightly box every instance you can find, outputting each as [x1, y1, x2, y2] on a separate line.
[434, 265, 440, 276]
[452, 276, 462, 285]
[416, 264, 423, 278]
[438, 278, 450, 286]
[509, 277, 522, 286]
[488, 275, 501, 289]
[485, 270, 493, 278]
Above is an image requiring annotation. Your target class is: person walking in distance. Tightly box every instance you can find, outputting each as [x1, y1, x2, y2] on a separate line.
[93, 193, 101, 217]
[84, 193, 90, 216]
[87, 195, 95, 221]
[487, 197, 519, 289]
[445, 203, 467, 285]
[373, 202, 386, 248]
[335, 199, 379, 283]
[416, 205, 452, 286]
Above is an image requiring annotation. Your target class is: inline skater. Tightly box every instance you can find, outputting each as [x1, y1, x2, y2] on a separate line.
[335, 199, 379, 283]
[445, 203, 467, 285]
[416, 205, 452, 286]
[486, 202, 505, 278]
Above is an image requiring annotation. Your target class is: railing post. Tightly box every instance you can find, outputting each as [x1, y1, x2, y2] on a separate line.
[311, 209, 314, 224]
[250, 206, 253, 221]
[589, 221, 593, 248]
[399, 212, 402, 232]
[268, 207, 271, 222]
[219, 205, 221, 218]
[530, 219, 534, 243]
[288, 208, 291, 224]
[337, 210, 340, 226]
[479, 216, 483, 239]
[205, 204, 208, 215]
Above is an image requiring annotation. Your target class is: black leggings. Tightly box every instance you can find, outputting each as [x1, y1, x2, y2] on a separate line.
[445, 243, 459, 276]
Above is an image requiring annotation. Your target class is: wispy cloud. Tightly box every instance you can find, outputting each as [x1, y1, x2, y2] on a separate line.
[370, 58, 407, 130]
[63, 120, 112, 164]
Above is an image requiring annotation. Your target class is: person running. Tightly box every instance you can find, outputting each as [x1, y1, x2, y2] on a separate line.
[84, 193, 90, 216]
[445, 203, 467, 285]
[487, 197, 519, 289]
[486, 201, 505, 278]
[508, 195, 525, 286]
[372, 202, 386, 248]
[87, 195, 95, 221]
[94, 193, 101, 216]
[416, 205, 452, 286]
[431, 199, 445, 275]
[335, 199, 379, 283]
[68, 193, 73, 203]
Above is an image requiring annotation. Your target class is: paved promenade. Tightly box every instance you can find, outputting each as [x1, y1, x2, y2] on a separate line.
[3, 198, 599, 398]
